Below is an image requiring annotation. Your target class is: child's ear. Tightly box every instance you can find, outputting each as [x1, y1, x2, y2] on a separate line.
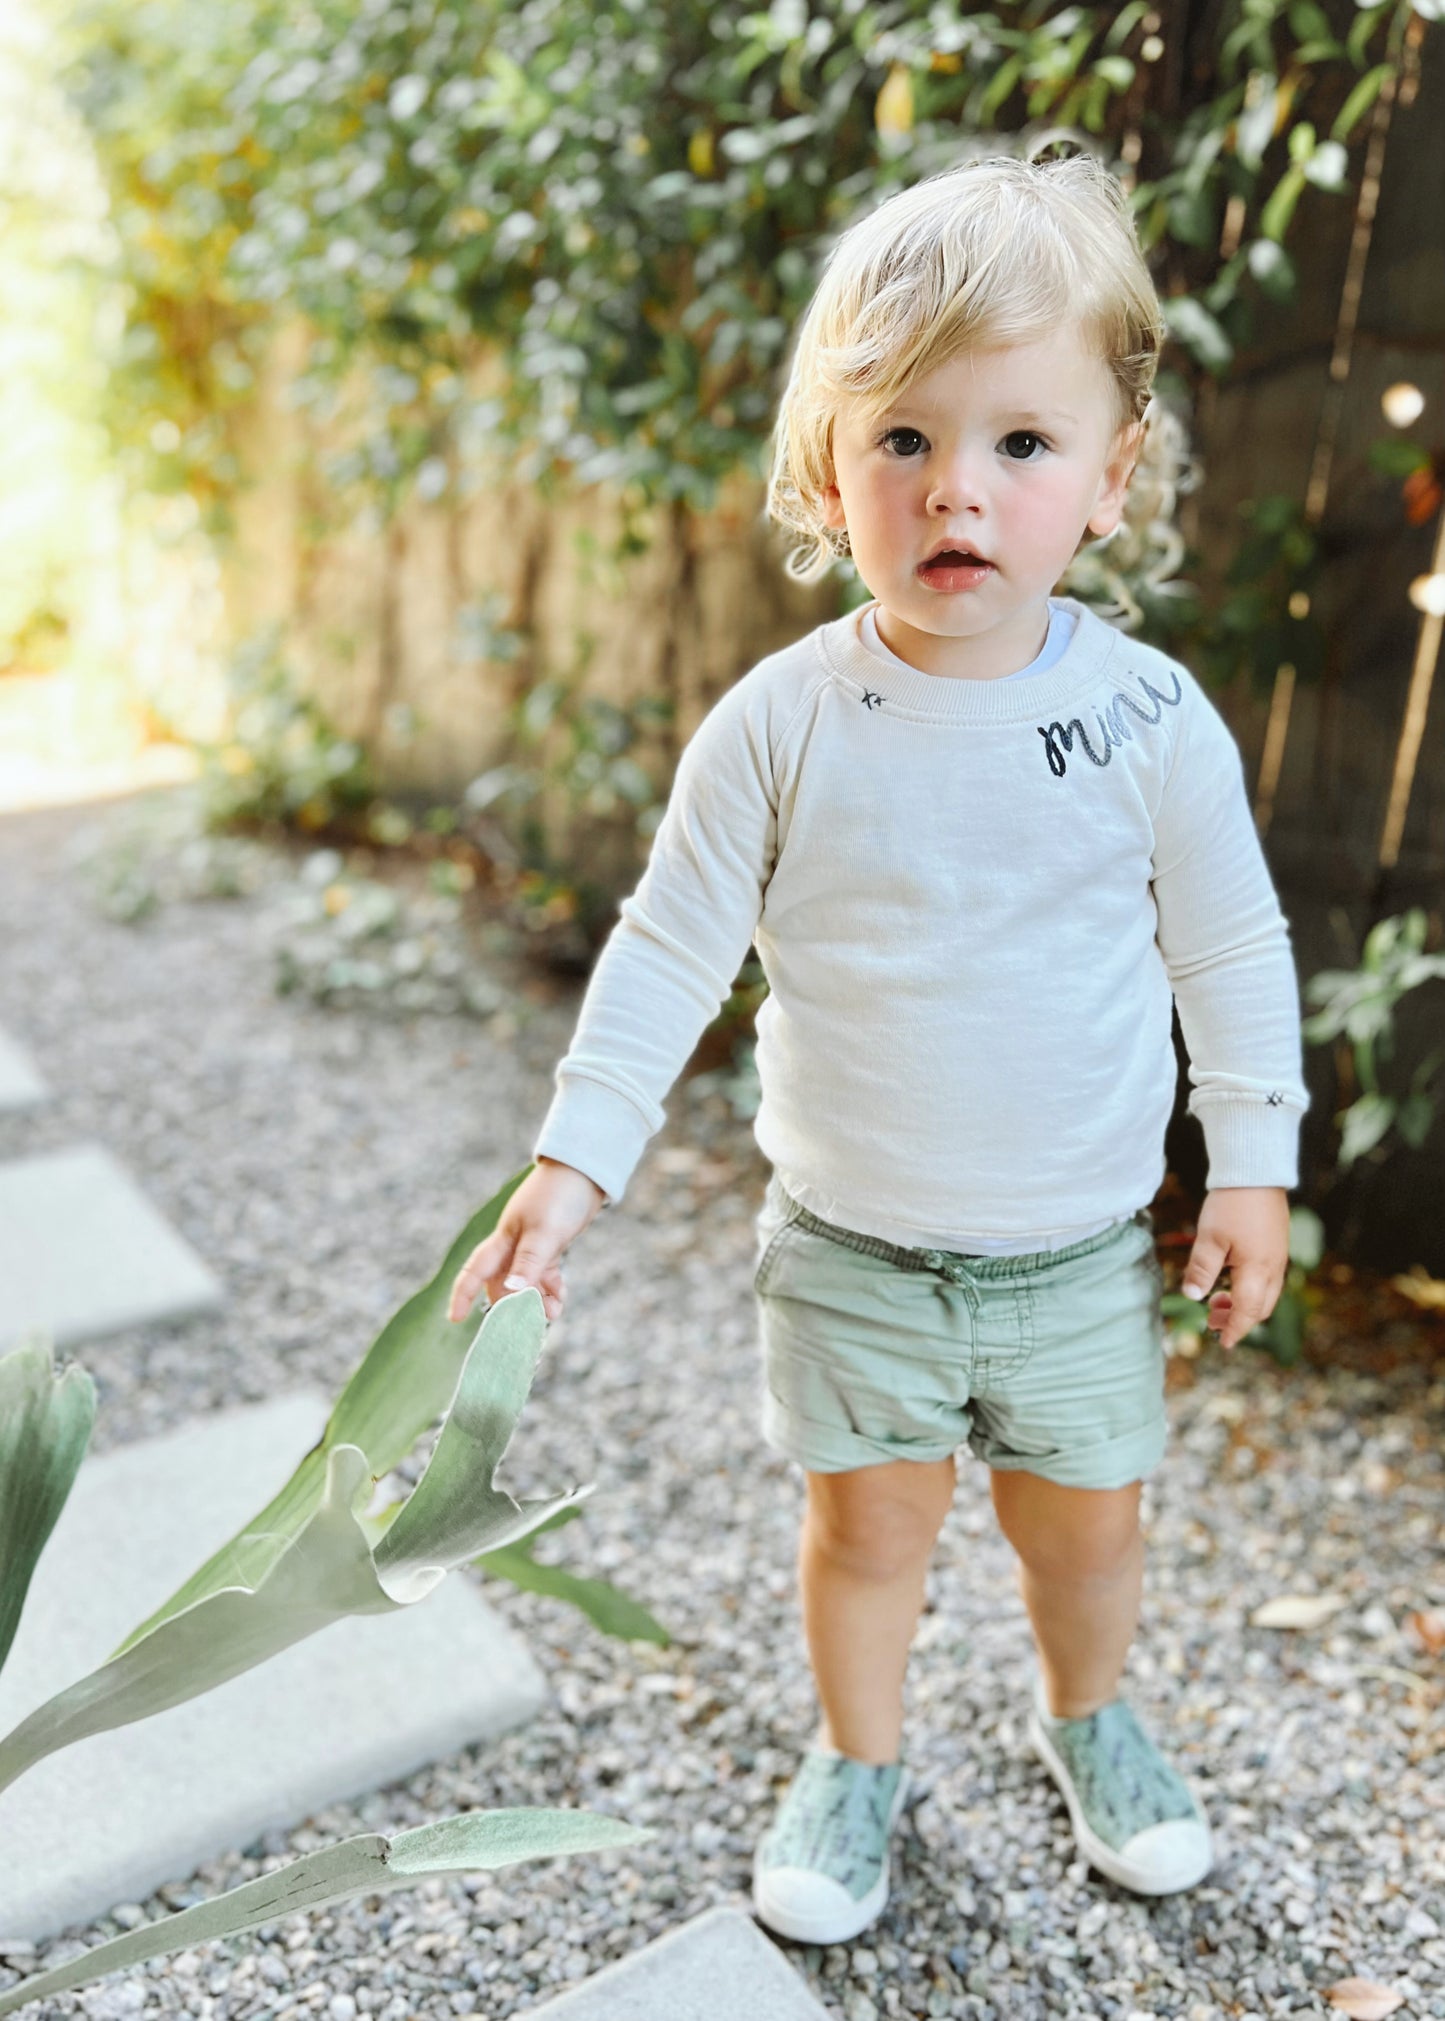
[821, 477, 846, 532]
[1087, 420, 1144, 539]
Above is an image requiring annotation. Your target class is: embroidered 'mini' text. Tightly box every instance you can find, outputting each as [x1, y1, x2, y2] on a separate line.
[1037, 667, 1184, 778]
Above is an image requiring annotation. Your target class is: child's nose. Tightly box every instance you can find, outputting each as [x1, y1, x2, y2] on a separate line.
[925, 448, 990, 514]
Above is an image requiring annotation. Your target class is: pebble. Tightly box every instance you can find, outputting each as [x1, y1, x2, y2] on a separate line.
[0, 796, 1439, 2021]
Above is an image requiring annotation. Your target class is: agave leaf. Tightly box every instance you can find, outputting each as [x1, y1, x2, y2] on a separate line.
[0, 1807, 650, 2017]
[0, 1339, 96, 1679]
[0, 1290, 589, 1799]
[476, 1537, 669, 1646]
[373, 1282, 588, 1599]
[114, 1167, 531, 1657]
[374, 1466, 667, 1646]
[0, 1444, 385, 1793]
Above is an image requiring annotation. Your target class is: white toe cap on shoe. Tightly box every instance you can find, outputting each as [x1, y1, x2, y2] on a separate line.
[753, 1865, 883, 1944]
[1112, 1816, 1214, 1895]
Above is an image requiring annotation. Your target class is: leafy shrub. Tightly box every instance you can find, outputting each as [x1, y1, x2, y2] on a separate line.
[1303, 908, 1445, 1169]
[273, 848, 513, 1019]
[65, 0, 1416, 553]
[199, 628, 377, 833]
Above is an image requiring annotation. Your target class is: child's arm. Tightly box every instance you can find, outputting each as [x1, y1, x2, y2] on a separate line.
[1150, 674, 1309, 1350]
[450, 670, 781, 1321]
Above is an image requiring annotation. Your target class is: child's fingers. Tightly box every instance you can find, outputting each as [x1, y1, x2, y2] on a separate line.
[448, 1237, 504, 1322]
[446, 1209, 576, 1325]
[1216, 1263, 1279, 1351]
[1180, 1231, 1227, 1303]
[535, 1264, 566, 1322]
[500, 1239, 559, 1298]
[492, 1253, 566, 1321]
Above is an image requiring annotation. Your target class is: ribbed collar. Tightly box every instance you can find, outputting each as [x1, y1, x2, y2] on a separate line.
[815, 594, 1123, 724]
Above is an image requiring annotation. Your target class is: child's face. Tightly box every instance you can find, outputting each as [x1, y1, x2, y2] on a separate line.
[821, 324, 1142, 677]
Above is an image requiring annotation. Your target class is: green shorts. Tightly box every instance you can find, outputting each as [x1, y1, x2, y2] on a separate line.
[752, 1174, 1168, 1490]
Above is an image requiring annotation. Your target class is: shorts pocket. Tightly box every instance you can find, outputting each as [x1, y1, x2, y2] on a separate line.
[753, 1216, 802, 1297]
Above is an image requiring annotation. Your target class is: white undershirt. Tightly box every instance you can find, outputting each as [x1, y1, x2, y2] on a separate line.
[861, 596, 1077, 687]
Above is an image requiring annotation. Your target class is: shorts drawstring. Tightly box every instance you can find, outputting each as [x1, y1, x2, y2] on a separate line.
[917, 1249, 984, 1320]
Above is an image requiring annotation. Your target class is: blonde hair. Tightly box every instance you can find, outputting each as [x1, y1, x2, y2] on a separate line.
[765, 141, 1198, 628]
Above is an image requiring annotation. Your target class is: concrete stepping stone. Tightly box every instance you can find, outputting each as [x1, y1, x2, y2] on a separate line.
[0, 1142, 223, 1351]
[0, 1391, 548, 1940]
[0, 1028, 46, 1112]
[523, 1907, 830, 2020]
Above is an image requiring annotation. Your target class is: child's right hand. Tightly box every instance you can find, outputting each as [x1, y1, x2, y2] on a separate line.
[447, 1157, 607, 1325]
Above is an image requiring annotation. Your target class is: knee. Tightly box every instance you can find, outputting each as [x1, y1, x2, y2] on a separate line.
[803, 1466, 951, 1583]
[994, 1479, 1142, 1584]
[1010, 1513, 1141, 1585]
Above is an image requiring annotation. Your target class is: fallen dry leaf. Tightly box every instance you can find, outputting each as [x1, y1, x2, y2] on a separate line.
[1250, 1593, 1350, 1630]
[1326, 1978, 1406, 2019]
[1407, 1608, 1445, 1656]
[1390, 1263, 1445, 1309]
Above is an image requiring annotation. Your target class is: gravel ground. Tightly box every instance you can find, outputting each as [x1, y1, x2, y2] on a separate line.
[0, 791, 1441, 2021]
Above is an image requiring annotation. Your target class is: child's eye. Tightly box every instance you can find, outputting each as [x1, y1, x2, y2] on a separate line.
[876, 426, 1052, 461]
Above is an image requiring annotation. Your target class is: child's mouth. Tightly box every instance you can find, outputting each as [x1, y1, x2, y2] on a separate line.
[917, 551, 995, 591]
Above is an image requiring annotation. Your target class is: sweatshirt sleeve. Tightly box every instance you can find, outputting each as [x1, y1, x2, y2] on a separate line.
[1150, 670, 1309, 1190]
[532, 669, 783, 1206]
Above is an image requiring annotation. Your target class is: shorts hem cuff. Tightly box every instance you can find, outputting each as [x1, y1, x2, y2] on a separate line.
[760, 1397, 957, 1475]
[976, 1419, 1168, 1490]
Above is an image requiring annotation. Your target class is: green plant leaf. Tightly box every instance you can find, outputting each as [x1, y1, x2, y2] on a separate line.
[1161, 294, 1234, 372]
[0, 1339, 96, 1679]
[1247, 237, 1297, 302]
[1234, 73, 1279, 170]
[0, 1808, 650, 2017]
[371, 1289, 589, 1596]
[1260, 161, 1309, 240]
[1168, 181, 1218, 248]
[476, 1535, 669, 1646]
[113, 1167, 531, 1657]
[1288, 1204, 1326, 1271]
[1338, 1092, 1395, 1168]
[1396, 1089, 1436, 1149]
[1331, 62, 1392, 142]
[1369, 436, 1432, 478]
[1257, 1291, 1305, 1364]
[1303, 139, 1350, 189]
[1409, 1045, 1444, 1093]
[1343, 992, 1394, 1046]
[1161, 1292, 1207, 1324]
[0, 1281, 589, 1799]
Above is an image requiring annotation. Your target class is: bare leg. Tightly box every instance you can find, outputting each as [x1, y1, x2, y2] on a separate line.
[989, 1471, 1143, 1719]
[798, 1454, 956, 1764]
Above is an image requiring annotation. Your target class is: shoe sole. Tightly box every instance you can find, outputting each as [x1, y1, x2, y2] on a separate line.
[751, 1767, 911, 1944]
[1028, 1709, 1213, 1895]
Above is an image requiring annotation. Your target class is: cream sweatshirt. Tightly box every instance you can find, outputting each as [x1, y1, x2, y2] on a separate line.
[533, 594, 1309, 1253]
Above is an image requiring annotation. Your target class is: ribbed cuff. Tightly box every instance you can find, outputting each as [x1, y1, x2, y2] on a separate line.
[1194, 1097, 1302, 1191]
[533, 1072, 656, 1207]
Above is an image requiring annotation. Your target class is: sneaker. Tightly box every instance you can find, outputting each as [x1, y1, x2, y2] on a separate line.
[1028, 1677, 1213, 1895]
[752, 1744, 910, 1943]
